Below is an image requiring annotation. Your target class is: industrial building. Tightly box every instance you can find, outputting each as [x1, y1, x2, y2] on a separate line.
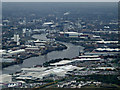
[0, 58, 15, 63]
[7, 49, 25, 55]
[50, 60, 73, 66]
[25, 46, 40, 52]
[73, 55, 102, 61]
[59, 32, 90, 38]
[15, 65, 84, 81]
[59, 32, 80, 38]
[94, 67, 115, 70]
[95, 48, 120, 52]
[0, 50, 7, 56]
[33, 39, 46, 47]
[96, 41, 118, 44]
[73, 58, 101, 61]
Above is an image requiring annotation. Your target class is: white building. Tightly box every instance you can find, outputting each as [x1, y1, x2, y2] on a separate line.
[14, 34, 20, 45]
[23, 28, 26, 34]
[95, 48, 120, 52]
[7, 49, 25, 55]
[59, 32, 80, 38]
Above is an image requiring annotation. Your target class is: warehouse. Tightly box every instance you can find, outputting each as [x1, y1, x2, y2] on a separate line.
[7, 49, 25, 55]
[95, 48, 120, 52]
[50, 60, 73, 66]
[16, 65, 84, 80]
[59, 32, 80, 38]
[73, 58, 101, 61]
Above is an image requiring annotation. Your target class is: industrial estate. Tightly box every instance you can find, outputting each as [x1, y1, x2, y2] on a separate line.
[0, 2, 120, 89]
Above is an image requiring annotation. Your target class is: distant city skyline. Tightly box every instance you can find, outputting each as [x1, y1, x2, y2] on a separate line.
[2, 0, 119, 2]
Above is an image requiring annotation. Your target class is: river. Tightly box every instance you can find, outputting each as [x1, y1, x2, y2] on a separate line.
[2, 34, 84, 74]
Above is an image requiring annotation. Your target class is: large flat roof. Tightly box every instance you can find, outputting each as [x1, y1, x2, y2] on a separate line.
[73, 58, 101, 61]
[19, 65, 85, 79]
[50, 60, 73, 65]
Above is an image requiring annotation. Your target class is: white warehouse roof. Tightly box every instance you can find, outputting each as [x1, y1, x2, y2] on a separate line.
[50, 60, 73, 65]
[73, 58, 101, 61]
[8, 49, 25, 55]
[96, 48, 120, 51]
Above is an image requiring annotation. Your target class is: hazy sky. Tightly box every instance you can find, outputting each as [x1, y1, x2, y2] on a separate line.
[1, 0, 120, 2]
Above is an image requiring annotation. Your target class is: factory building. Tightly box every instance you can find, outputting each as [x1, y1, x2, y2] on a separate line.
[94, 67, 115, 70]
[96, 41, 118, 44]
[73, 55, 102, 61]
[33, 39, 46, 47]
[15, 65, 84, 81]
[59, 32, 80, 38]
[43, 22, 54, 27]
[73, 58, 101, 61]
[0, 50, 7, 56]
[7, 49, 25, 55]
[95, 48, 120, 52]
[25, 46, 40, 52]
[50, 60, 73, 66]
[59, 32, 90, 39]
[0, 58, 15, 63]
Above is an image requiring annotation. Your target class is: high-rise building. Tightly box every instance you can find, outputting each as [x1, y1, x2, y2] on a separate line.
[23, 28, 32, 37]
[22, 28, 26, 37]
[14, 34, 20, 45]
